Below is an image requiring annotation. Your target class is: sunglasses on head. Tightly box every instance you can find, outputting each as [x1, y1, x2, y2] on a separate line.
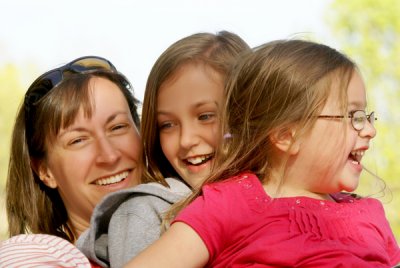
[24, 56, 124, 110]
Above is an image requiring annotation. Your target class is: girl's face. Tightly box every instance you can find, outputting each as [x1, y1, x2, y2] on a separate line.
[289, 71, 376, 197]
[42, 77, 141, 233]
[157, 63, 224, 188]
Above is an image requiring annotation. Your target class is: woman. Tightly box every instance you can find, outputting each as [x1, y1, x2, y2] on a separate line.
[6, 56, 142, 243]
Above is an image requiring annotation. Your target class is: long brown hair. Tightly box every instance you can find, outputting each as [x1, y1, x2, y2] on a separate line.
[140, 31, 250, 186]
[169, 39, 356, 219]
[6, 70, 140, 242]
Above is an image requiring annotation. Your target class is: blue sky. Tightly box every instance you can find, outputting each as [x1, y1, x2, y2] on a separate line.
[0, 0, 333, 100]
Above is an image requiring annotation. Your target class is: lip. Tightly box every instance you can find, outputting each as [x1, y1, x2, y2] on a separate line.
[91, 169, 133, 187]
[347, 158, 363, 173]
[184, 157, 214, 174]
[347, 146, 368, 173]
[354, 145, 369, 152]
[182, 153, 214, 165]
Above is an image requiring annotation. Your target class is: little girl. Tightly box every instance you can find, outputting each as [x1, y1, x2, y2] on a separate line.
[125, 39, 400, 267]
[76, 31, 250, 267]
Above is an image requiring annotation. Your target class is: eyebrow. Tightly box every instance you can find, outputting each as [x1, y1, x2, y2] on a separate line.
[58, 111, 129, 137]
[157, 100, 219, 115]
[348, 99, 367, 107]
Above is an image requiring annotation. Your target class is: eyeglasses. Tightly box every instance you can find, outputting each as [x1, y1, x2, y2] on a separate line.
[317, 110, 377, 131]
[24, 56, 124, 109]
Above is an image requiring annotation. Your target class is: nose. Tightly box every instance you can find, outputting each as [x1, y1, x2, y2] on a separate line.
[179, 124, 200, 150]
[96, 137, 121, 164]
[359, 119, 376, 139]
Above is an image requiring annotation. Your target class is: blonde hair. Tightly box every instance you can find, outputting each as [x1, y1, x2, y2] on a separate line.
[140, 31, 250, 186]
[167, 39, 356, 222]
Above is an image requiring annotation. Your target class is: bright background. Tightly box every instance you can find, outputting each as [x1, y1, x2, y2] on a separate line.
[0, 0, 333, 101]
[1, 0, 399, 242]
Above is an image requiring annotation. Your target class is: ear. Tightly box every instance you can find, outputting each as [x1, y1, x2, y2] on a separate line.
[35, 160, 58, 189]
[269, 126, 300, 155]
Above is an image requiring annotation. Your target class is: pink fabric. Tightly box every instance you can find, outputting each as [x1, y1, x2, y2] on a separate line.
[174, 172, 400, 268]
[0, 234, 91, 268]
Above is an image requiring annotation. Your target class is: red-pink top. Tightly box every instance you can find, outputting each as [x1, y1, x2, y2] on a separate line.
[174, 172, 400, 268]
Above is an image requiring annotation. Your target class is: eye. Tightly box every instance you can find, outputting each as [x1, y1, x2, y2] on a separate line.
[353, 116, 365, 124]
[111, 123, 128, 131]
[351, 111, 366, 123]
[198, 113, 216, 121]
[159, 121, 175, 131]
[68, 137, 86, 146]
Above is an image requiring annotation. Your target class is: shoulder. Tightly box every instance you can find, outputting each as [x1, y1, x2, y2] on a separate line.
[332, 192, 384, 208]
[181, 172, 264, 215]
[0, 234, 91, 267]
[96, 178, 190, 215]
[203, 172, 261, 194]
[200, 172, 264, 205]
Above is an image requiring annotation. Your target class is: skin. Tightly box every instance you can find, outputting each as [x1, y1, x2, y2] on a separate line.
[39, 77, 141, 236]
[268, 70, 376, 199]
[157, 63, 224, 188]
[124, 71, 377, 268]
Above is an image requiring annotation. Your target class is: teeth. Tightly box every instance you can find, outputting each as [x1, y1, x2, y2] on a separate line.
[94, 171, 128, 186]
[350, 150, 364, 163]
[350, 151, 364, 157]
[186, 154, 213, 165]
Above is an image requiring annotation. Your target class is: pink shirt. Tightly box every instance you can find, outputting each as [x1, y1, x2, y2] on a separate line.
[174, 172, 400, 267]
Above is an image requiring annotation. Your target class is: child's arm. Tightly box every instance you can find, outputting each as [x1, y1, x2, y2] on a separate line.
[124, 222, 209, 268]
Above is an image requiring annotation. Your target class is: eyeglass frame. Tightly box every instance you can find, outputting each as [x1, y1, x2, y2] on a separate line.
[317, 110, 377, 131]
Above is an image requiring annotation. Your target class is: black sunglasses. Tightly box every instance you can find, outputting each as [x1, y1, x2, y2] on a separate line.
[24, 56, 125, 111]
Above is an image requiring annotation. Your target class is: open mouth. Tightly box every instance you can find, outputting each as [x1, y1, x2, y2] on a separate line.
[93, 171, 129, 186]
[349, 150, 364, 165]
[183, 153, 214, 166]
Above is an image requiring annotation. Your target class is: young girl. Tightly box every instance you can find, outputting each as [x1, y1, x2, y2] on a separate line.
[125, 39, 400, 267]
[76, 31, 250, 267]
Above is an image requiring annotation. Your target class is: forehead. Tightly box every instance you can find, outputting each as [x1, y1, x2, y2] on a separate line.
[346, 71, 366, 109]
[325, 69, 366, 111]
[157, 63, 224, 108]
[57, 76, 125, 127]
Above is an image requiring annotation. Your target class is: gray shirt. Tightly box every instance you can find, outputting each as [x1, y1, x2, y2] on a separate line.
[76, 178, 191, 268]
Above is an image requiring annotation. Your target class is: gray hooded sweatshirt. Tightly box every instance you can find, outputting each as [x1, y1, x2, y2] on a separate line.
[76, 178, 191, 268]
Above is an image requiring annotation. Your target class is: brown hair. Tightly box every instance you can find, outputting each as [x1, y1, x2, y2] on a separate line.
[6, 70, 140, 242]
[140, 31, 250, 186]
[170, 39, 356, 217]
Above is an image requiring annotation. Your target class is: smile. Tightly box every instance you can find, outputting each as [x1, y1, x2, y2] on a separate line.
[93, 171, 129, 186]
[349, 150, 364, 164]
[184, 153, 214, 166]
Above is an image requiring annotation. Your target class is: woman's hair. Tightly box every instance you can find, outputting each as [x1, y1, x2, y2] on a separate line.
[169, 39, 357, 218]
[140, 30, 250, 186]
[6, 70, 140, 242]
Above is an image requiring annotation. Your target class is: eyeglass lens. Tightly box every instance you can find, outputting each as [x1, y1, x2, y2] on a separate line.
[352, 111, 375, 131]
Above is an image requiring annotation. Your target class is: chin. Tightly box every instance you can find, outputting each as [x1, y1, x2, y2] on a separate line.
[340, 182, 359, 193]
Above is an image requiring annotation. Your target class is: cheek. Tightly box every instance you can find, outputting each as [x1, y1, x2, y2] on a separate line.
[124, 131, 142, 160]
[159, 133, 176, 161]
[208, 124, 222, 146]
[52, 156, 88, 185]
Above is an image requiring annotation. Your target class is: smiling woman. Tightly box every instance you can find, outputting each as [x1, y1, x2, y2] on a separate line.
[5, 56, 142, 243]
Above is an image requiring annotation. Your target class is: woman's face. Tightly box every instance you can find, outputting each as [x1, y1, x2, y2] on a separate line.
[41, 77, 141, 233]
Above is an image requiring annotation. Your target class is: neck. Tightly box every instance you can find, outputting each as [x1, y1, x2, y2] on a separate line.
[67, 214, 90, 243]
[263, 166, 334, 201]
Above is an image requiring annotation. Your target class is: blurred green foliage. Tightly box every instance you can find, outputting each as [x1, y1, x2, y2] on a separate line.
[327, 0, 400, 240]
